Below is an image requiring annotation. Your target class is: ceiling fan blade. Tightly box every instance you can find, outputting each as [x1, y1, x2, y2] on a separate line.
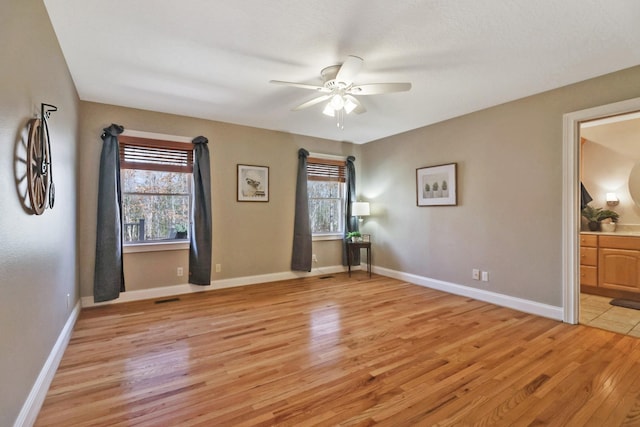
[348, 82, 412, 95]
[344, 95, 366, 114]
[292, 94, 332, 111]
[335, 55, 363, 85]
[270, 80, 330, 92]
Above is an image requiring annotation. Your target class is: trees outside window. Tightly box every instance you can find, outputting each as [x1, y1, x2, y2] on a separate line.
[119, 135, 193, 244]
[121, 169, 190, 242]
[307, 157, 346, 236]
[308, 180, 344, 234]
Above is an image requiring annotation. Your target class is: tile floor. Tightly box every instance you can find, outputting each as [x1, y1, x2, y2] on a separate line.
[580, 293, 640, 337]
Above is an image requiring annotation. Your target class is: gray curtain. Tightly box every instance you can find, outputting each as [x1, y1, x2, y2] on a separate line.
[291, 148, 312, 271]
[94, 124, 125, 302]
[189, 136, 212, 285]
[343, 155, 360, 266]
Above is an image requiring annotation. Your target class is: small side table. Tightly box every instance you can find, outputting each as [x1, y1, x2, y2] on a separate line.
[347, 241, 372, 277]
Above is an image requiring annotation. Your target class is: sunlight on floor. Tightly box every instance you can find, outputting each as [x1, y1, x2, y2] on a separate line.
[580, 293, 640, 337]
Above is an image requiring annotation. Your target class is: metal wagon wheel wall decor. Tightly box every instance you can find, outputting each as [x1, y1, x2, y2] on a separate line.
[26, 103, 57, 215]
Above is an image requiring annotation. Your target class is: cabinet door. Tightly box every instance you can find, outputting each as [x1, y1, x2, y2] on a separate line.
[599, 248, 640, 291]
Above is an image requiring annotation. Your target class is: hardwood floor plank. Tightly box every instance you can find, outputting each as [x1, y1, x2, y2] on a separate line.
[35, 273, 640, 426]
[589, 362, 640, 427]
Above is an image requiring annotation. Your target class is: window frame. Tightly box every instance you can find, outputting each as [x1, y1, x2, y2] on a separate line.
[307, 154, 348, 241]
[119, 131, 194, 252]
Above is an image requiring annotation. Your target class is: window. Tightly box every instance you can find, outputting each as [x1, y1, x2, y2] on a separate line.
[307, 157, 346, 236]
[119, 135, 192, 244]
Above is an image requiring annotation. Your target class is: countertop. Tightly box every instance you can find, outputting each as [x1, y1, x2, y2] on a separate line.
[581, 227, 640, 237]
[581, 231, 640, 236]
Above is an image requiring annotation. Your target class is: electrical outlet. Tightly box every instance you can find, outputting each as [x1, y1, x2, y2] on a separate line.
[177, 267, 184, 277]
[312, 254, 318, 263]
[481, 271, 489, 282]
[472, 269, 480, 280]
[215, 264, 221, 273]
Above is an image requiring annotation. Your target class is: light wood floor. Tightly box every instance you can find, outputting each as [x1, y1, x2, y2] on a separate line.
[37, 273, 640, 426]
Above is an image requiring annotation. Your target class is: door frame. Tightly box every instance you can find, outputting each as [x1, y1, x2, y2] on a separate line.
[563, 96, 640, 324]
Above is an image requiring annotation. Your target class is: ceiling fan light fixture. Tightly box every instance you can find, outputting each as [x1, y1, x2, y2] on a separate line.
[322, 103, 335, 117]
[330, 94, 345, 110]
[344, 97, 357, 114]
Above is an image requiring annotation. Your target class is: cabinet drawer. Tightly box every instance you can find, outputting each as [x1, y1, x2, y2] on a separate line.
[580, 265, 598, 287]
[599, 235, 640, 250]
[580, 234, 598, 247]
[580, 247, 598, 266]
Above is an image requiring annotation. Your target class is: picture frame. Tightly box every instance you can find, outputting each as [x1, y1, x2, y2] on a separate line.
[237, 164, 269, 202]
[416, 163, 457, 206]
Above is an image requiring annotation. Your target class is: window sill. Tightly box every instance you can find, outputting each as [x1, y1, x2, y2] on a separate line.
[123, 240, 189, 253]
[312, 233, 344, 242]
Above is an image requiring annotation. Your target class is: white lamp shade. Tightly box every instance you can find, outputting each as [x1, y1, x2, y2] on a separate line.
[330, 94, 345, 110]
[352, 202, 370, 217]
[322, 103, 335, 117]
[606, 193, 619, 202]
[343, 97, 357, 114]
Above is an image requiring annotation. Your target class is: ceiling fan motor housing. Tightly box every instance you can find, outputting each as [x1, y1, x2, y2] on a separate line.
[321, 65, 347, 89]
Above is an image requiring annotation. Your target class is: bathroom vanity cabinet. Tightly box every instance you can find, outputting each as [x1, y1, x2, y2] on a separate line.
[581, 233, 640, 300]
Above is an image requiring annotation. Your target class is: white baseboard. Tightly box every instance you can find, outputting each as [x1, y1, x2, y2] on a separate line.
[82, 264, 562, 321]
[82, 264, 355, 308]
[14, 302, 81, 427]
[372, 265, 563, 321]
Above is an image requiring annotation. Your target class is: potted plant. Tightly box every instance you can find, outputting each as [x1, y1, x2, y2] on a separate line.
[175, 224, 188, 239]
[346, 231, 362, 242]
[582, 205, 602, 231]
[598, 209, 619, 232]
[581, 206, 620, 232]
[432, 181, 440, 198]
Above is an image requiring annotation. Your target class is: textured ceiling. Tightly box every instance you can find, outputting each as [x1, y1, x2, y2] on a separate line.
[43, 0, 640, 144]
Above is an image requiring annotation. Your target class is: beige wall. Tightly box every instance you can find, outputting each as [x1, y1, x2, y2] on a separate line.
[78, 102, 360, 297]
[0, 0, 79, 424]
[360, 65, 640, 307]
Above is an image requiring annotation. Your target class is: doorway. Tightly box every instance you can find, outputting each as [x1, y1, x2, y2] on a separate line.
[563, 96, 640, 328]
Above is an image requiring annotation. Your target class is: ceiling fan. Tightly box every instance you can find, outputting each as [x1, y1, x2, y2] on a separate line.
[270, 55, 411, 128]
